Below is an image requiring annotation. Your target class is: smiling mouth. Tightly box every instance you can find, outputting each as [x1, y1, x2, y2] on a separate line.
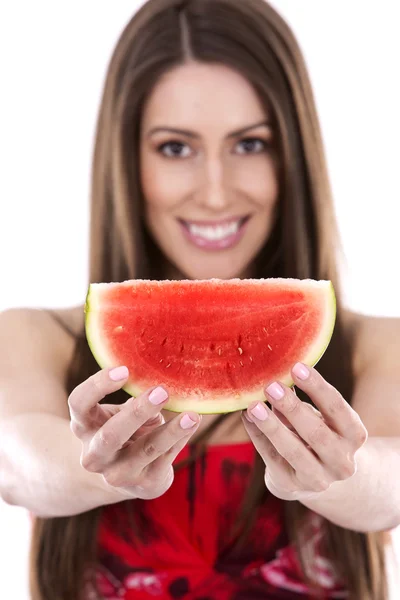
[178, 215, 251, 250]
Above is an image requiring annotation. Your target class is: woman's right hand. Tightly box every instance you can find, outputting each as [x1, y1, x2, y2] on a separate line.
[68, 366, 201, 501]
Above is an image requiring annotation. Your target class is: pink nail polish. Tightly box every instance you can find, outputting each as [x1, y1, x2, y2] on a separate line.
[293, 363, 309, 380]
[266, 382, 285, 400]
[148, 386, 169, 405]
[109, 366, 129, 381]
[243, 411, 254, 423]
[180, 414, 197, 429]
[251, 402, 268, 421]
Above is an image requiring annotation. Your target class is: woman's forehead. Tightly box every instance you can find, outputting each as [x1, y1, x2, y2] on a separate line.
[141, 62, 269, 131]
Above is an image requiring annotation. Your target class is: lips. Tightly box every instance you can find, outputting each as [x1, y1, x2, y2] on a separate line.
[178, 215, 250, 251]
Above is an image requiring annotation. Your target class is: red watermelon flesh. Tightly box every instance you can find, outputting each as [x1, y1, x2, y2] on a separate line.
[85, 278, 336, 413]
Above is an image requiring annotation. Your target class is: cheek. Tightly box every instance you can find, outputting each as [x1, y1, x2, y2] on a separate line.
[141, 153, 194, 210]
[233, 157, 279, 206]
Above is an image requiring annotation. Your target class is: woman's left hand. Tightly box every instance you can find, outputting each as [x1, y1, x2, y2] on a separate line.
[242, 363, 369, 501]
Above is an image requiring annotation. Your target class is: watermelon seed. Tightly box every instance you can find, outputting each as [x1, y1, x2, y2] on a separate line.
[180, 343, 184, 353]
[263, 327, 268, 334]
[159, 359, 163, 363]
[268, 344, 272, 351]
[161, 338, 167, 346]
[249, 356, 253, 362]
[238, 347, 243, 355]
[166, 363, 171, 369]
[148, 338, 154, 343]
[218, 348, 222, 356]
[239, 361, 244, 367]
[114, 326, 124, 333]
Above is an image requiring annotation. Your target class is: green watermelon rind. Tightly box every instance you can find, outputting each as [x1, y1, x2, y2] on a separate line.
[84, 279, 336, 414]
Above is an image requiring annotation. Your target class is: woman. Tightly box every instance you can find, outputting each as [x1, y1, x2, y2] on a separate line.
[0, 0, 399, 598]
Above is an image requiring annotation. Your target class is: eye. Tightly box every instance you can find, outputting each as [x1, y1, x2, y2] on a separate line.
[235, 137, 268, 155]
[157, 141, 192, 158]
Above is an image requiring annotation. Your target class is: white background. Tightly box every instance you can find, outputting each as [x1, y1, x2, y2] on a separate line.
[0, 1, 399, 597]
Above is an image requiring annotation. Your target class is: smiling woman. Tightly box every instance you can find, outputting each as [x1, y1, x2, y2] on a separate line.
[0, 1, 398, 600]
[140, 63, 278, 278]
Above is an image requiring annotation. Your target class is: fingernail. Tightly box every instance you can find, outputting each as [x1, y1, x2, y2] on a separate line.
[251, 402, 268, 421]
[243, 411, 253, 423]
[266, 382, 285, 400]
[180, 414, 197, 429]
[293, 363, 310, 380]
[109, 366, 129, 381]
[149, 386, 169, 405]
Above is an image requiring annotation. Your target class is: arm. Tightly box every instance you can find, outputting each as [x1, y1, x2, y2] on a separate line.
[0, 412, 124, 518]
[0, 308, 122, 518]
[302, 316, 400, 531]
[300, 435, 400, 532]
[0, 308, 201, 515]
[242, 315, 400, 533]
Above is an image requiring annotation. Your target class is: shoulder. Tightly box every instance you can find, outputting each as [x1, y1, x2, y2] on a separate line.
[343, 308, 400, 376]
[45, 304, 85, 338]
[0, 304, 85, 378]
[342, 309, 400, 435]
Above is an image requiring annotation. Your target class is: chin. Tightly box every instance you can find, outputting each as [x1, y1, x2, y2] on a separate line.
[174, 257, 251, 281]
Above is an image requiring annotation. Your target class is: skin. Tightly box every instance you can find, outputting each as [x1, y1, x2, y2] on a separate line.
[139, 61, 280, 441]
[65, 62, 400, 522]
[140, 61, 279, 281]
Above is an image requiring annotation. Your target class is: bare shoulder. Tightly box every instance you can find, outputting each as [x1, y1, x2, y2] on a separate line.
[0, 304, 85, 386]
[46, 304, 86, 338]
[343, 308, 400, 375]
[0, 304, 86, 421]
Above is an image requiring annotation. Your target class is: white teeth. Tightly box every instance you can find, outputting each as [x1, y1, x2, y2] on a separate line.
[188, 220, 240, 240]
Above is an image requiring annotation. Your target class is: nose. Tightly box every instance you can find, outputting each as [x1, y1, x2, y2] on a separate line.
[198, 158, 231, 211]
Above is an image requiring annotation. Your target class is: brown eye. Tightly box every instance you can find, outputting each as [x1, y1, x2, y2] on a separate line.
[158, 141, 191, 158]
[236, 137, 267, 155]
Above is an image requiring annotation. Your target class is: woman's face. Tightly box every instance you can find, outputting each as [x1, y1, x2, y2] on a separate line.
[140, 62, 279, 280]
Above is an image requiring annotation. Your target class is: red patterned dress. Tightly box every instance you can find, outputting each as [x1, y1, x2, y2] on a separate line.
[82, 441, 349, 599]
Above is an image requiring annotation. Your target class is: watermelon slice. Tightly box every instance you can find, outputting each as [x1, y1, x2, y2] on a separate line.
[85, 278, 336, 414]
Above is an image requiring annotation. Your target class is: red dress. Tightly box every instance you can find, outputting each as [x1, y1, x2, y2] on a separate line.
[81, 442, 349, 599]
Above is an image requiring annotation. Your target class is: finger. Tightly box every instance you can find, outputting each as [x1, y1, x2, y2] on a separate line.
[144, 428, 196, 479]
[86, 386, 170, 469]
[136, 412, 166, 433]
[120, 413, 166, 450]
[244, 403, 329, 491]
[131, 411, 201, 472]
[243, 413, 321, 500]
[68, 366, 130, 432]
[265, 382, 344, 470]
[271, 405, 295, 430]
[101, 412, 201, 483]
[272, 404, 326, 458]
[270, 384, 322, 424]
[241, 413, 295, 492]
[291, 364, 367, 444]
[273, 402, 323, 427]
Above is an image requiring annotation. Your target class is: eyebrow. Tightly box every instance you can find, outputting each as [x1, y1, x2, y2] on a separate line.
[147, 120, 271, 139]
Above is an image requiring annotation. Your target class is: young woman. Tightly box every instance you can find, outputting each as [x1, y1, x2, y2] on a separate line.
[0, 1, 399, 599]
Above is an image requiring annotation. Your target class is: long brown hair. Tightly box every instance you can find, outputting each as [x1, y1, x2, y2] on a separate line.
[29, 1, 393, 598]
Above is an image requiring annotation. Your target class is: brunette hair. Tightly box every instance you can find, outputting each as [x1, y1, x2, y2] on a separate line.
[29, 1, 393, 598]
